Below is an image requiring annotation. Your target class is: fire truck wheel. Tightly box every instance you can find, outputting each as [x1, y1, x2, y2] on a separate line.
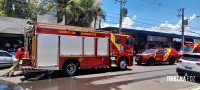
[63, 61, 78, 76]
[118, 59, 127, 71]
[147, 58, 154, 66]
[169, 57, 175, 65]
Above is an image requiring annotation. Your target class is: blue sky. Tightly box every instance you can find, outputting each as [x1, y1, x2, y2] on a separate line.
[101, 0, 200, 36]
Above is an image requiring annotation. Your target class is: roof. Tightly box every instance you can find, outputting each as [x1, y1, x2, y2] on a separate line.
[28, 21, 95, 31]
[0, 16, 27, 34]
[101, 27, 200, 39]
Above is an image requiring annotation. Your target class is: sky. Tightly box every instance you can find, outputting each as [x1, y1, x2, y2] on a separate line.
[101, 0, 200, 37]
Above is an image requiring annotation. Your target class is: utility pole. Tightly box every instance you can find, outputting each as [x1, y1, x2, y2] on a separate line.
[115, 0, 127, 34]
[181, 8, 185, 48]
[178, 8, 185, 48]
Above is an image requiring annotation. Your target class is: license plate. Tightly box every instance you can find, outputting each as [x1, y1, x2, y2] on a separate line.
[185, 66, 192, 70]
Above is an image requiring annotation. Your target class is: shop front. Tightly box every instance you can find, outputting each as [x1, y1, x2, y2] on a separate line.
[0, 33, 24, 53]
[134, 35, 173, 54]
[173, 38, 195, 51]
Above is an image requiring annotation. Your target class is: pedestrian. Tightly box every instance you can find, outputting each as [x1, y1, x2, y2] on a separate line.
[3, 47, 24, 77]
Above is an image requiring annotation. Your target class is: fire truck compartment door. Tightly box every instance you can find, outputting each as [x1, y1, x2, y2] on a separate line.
[84, 37, 95, 56]
[60, 36, 83, 56]
[98, 38, 109, 56]
[37, 34, 59, 70]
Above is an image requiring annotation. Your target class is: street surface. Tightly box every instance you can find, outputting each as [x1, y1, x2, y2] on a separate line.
[0, 63, 200, 90]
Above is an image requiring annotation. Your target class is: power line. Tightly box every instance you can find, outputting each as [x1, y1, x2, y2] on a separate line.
[140, 0, 178, 12]
[132, 0, 157, 15]
[101, 20, 200, 35]
[106, 14, 200, 30]
[106, 13, 178, 24]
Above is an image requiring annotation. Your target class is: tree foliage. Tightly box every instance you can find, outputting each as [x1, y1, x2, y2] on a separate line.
[3, 0, 44, 20]
[0, 0, 6, 16]
[43, 0, 106, 27]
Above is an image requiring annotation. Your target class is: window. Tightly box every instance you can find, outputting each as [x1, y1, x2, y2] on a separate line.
[156, 50, 166, 54]
[181, 54, 200, 61]
[115, 36, 121, 44]
[0, 52, 12, 57]
[179, 47, 193, 53]
[143, 49, 156, 54]
[126, 37, 132, 46]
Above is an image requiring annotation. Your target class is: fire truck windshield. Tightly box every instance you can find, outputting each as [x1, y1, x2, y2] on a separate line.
[143, 49, 156, 54]
[179, 47, 193, 53]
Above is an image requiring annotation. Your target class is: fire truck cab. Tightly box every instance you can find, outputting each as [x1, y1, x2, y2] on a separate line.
[21, 22, 134, 76]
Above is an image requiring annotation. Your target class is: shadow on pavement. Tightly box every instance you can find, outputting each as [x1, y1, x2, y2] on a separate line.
[134, 63, 177, 66]
[18, 73, 177, 90]
[0, 66, 11, 70]
[19, 68, 132, 82]
[19, 67, 176, 83]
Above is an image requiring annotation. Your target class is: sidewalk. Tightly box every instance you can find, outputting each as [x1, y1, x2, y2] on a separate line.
[0, 68, 24, 84]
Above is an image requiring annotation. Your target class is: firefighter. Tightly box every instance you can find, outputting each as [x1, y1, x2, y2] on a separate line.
[4, 47, 24, 77]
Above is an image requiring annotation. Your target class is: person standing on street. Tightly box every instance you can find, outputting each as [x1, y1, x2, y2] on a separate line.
[4, 47, 24, 77]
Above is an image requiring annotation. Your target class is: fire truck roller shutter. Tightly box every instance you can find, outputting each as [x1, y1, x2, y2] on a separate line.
[37, 34, 59, 70]
[97, 38, 109, 56]
[60, 36, 83, 56]
[84, 37, 95, 56]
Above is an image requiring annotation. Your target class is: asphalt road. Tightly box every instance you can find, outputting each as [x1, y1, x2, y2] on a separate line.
[0, 63, 200, 90]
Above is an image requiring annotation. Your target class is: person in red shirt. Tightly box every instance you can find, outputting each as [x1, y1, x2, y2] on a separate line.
[5, 47, 24, 77]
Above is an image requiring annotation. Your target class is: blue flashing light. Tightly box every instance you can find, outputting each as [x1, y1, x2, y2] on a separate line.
[76, 31, 81, 35]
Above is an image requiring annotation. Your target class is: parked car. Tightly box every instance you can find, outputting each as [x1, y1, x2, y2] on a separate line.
[178, 44, 200, 58]
[135, 48, 179, 66]
[0, 50, 14, 68]
[176, 53, 200, 78]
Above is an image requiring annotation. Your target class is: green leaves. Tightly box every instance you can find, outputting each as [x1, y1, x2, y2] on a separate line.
[43, 0, 106, 27]
[0, 0, 44, 20]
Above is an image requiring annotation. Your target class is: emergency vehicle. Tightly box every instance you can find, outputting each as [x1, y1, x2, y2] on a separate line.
[135, 48, 178, 66]
[178, 44, 200, 57]
[21, 21, 134, 76]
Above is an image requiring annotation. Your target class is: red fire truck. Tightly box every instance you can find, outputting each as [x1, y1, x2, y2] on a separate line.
[21, 21, 134, 76]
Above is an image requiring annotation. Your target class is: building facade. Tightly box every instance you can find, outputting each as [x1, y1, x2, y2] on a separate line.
[0, 16, 27, 52]
[101, 27, 200, 53]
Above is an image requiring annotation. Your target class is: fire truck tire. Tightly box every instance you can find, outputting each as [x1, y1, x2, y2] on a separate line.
[147, 58, 154, 66]
[118, 58, 127, 71]
[169, 57, 175, 65]
[63, 61, 79, 76]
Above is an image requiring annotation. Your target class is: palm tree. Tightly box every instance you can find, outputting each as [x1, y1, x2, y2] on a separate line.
[74, 0, 106, 27]
[0, 0, 5, 16]
[43, 0, 106, 27]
